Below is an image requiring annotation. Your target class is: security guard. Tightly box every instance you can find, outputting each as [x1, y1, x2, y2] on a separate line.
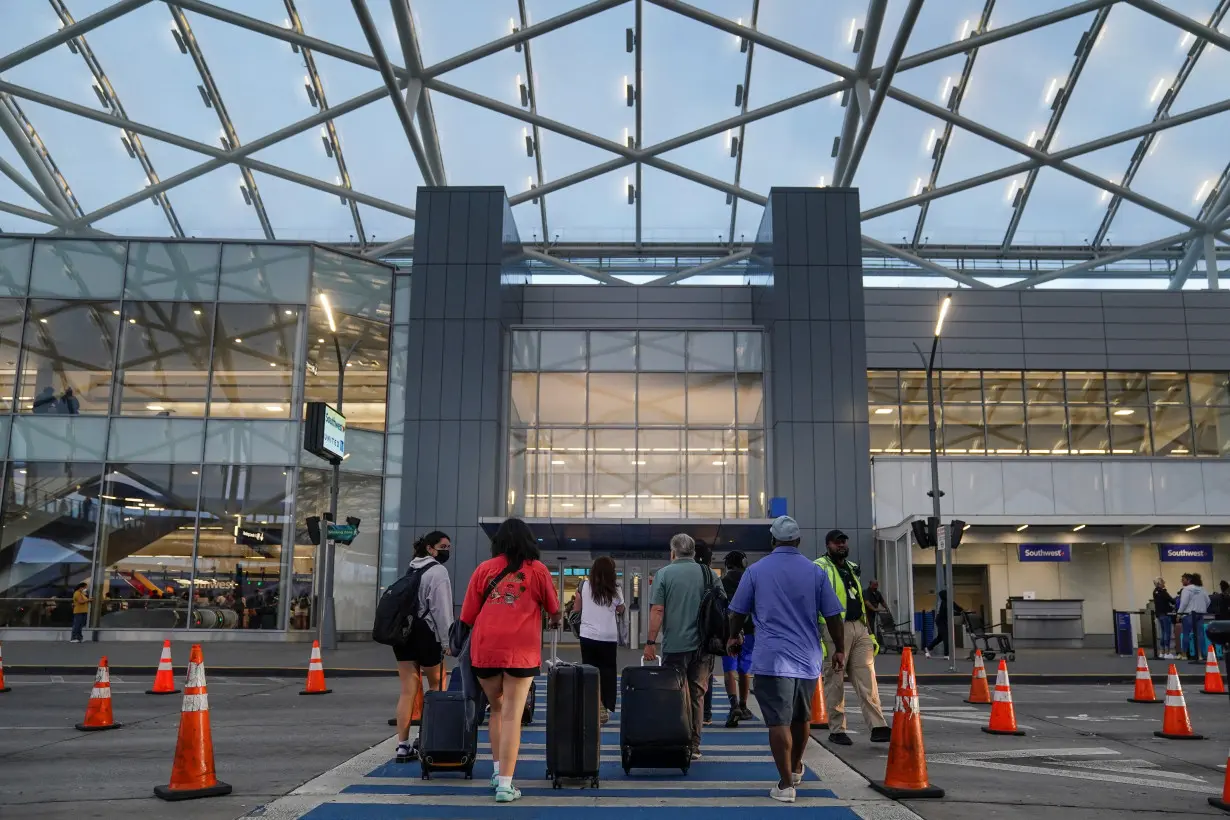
[814, 529, 889, 746]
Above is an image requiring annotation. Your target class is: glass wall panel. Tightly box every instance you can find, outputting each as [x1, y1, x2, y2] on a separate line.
[385, 433, 402, 476]
[11, 416, 108, 461]
[983, 371, 1024, 404]
[342, 428, 385, 474]
[639, 373, 686, 424]
[1193, 407, 1230, 456]
[1191, 373, 1230, 408]
[1151, 405, 1193, 456]
[30, 240, 125, 298]
[1069, 405, 1110, 454]
[204, 420, 299, 464]
[0, 298, 25, 412]
[312, 248, 392, 322]
[1107, 372, 1148, 407]
[867, 371, 899, 405]
[196, 465, 293, 630]
[1025, 371, 1065, 404]
[379, 476, 401, 590]
[985, 405, 1026, 455]
[20, 300, 120, 415]
[304, 306, 388, 431]
[508, 428, 532, 517]
[543, 428, 588, 516]
[387, 324, 408, 434]
[510, 372, 537, 425]
[736, 373, 764, 425]
[899, 370, 927, 404]
[208, 304, 300, 418]
[1110, 407, 1151, 455]
[588, 373, 636, 424]
[511, 330, 538, 370]
[746, 430, 766, 517]
[870, 406, 900, 453]
[1066, 372, 1106, 404]
[688, 373, 736, 425]
[125, 242, 220, 301]
[108, 418, 204, 462]
[638, 428, 682, 516]
[941, 405, 985, 454]
[540, 331, 586, 370]
[0, 461, 102, 628]
[393, 276, 411, 325]
[94, 464, 200, 628]
[735, 331, 762, 372]
[900, 404, 937, 454]
[0, 238, 32, 296]
[218, 244, 310, 303]
[941, 372, 982, 403]
[1026, 405, 1068, 454]
[589, 331, 636, 371]
[590, 428, 634, 515]
[639, 331, 685, 371]
[686, 429, 729, 516]
[538, 373, 587, 423]
[115, 302, 213, 416]
[1148, 372, 1188, 406]
[688, 331, 735, 371]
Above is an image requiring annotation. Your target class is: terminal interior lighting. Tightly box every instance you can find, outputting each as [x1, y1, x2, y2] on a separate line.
[1016, 524, 1029, 532]
[1073, 524, 1086, 531]
[934, 294, 952, 337]
[1185, 524, 1201, 532]
[319, 293, 337, 332]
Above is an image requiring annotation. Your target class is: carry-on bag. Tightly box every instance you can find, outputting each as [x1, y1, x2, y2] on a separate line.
[544, 631, 601, 788]
[619, 658, 692, 774]
[418, 690, 479, 780]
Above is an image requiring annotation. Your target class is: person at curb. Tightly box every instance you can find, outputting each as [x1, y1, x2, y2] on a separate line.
[815, 530, 890, 746]
[393, 531, 453, 763]
[1153, 578, 1177, 659]
[727, 516, 846, 803]
[721, 550, 755, 727]
[70, 582, 90, 643]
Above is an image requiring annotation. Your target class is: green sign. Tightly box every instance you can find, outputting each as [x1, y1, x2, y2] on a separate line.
[327, 524, 358, 542]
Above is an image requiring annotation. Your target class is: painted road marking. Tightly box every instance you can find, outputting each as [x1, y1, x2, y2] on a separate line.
[928, 747, 1215, 795]
[1044, 714, 1149, 722]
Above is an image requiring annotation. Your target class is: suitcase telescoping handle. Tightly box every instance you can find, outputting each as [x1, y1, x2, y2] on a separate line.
[639, 655, 662, 666]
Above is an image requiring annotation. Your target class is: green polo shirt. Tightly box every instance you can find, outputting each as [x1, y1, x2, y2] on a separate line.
[651, 558, 713, 654]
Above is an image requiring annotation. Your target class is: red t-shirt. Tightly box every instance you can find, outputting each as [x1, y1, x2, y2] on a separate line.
[460, 556, 560, 669]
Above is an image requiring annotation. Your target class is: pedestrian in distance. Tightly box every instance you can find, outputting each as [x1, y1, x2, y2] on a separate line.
[31, 385, 56, 414]
[574, 555, 624, 725]
[925, 588, 965, 659]
[1178, 572, 1210, 660]
[726, 516, 847, 803]
[59, 386, 79, 415]
[1212, 580, 1230, 621]
[392, 531, 453, 764]
[815, 530, 890, 746]
[1153, 577, 1177, 659]
[459, 517, 561, 804]
[864, 579, 887, 642]
[70, 581, 89, 642]
[643, 532, 723, 761]
[695, 539, 715, 726]
[721, 550, 756, 727]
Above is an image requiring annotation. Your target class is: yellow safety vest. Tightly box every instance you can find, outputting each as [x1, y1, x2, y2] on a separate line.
[814, 555, 879, 655]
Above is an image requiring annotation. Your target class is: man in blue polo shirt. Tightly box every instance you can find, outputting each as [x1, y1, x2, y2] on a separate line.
[727, 516, 846, 804]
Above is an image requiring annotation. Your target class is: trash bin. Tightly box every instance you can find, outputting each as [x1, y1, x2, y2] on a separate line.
[1113, 610, 1136, 656]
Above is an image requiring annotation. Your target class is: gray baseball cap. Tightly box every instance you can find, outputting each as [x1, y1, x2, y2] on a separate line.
[770, 515, 801, 542]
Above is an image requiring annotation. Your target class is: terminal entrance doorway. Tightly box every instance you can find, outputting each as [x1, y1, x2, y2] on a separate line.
[912, 563, 990, 649]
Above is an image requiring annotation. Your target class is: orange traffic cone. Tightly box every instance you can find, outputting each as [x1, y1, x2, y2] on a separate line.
[1210, 747, 1230, 811]
[155, 645, 232, 801]
[1128, 647, 1161, 703]
[810, 676, 829, 729]
[0, 641, 10, 693]
[870, 648, 943, 799]
[299, 640, 331, 695]
[965, 650, 991, 704]
[147, 640, 180, 695]
[76, 657, 122, 731]
[1155, 664, 1204, 740]
[981, 659, 1025, 736]
[1202, 646, 1226, 695]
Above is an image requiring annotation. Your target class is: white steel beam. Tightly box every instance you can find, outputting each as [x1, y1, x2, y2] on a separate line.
[0, 199, 61, 226]
[0, 0, 151, 74]
[645, 248, 752, 285]
[635, 0, 643, 246]
[1206, 232, 1221, 289]
[517, 0, 549, 243]
[861, 236, 991, 289]
[0, 94, 80, 221]
[1007, 230, 1202, 289]
[726, 0, 759, 248]
[521, 248, 629, 286]
[832, 0, 887, 186]
[1170, 178, 1230, 289]
[389, 0, 447, 185]
[0, 154, 71, 221]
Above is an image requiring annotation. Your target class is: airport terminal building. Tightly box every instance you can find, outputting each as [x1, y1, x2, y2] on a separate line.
[1, 187, 1228, 648]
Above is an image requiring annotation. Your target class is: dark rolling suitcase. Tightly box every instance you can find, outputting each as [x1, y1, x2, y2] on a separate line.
[620, 659, 692, 775]
[545, 635, 601, 788]
[522, 679, 537, 726]
[418, 690, 479, 780]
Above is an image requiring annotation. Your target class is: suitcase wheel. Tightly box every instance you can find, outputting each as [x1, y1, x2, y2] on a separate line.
[553, 778, 561, 790]
[590, 777, 600, 789]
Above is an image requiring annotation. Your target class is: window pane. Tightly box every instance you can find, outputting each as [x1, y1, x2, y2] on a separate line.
[31, 239, 125, 298]
[204, 420, 299, 464]
[304, 308, 388, 431]
[312, 248, 392, 322]
[639, 331, 685, 371]
[1069, 406, 1110, 454]
[942, 404, 985, 454]
[393, 277, 411, 325]
[0, 298, 24, 412]
[589, 331, 636, 371]
[1150, 405, 1192, 456]
[10, 416, 108, 461]
[0, 238, 32, 296]
[638, 372, 686, 424]
[736, 332, 763, 372]
[380, 477, 401, 589]
[868, 371, 899, 404]
[108, 418, 205, 462]
[507, 428, 532, 516]
[736, 373, 764, 425]
[95, 463, 200, 627]
[986, 404, 1026, 455]
[687, 429, 728, 517]
[1025, 371, 1065, 404]
[1148, 372, 1188, 406]
[511, 330, 538, 371]
[638, 428, 682, 517]
[209, 305, 300, 419]
[542, 428, 589, 516]
[746, 430, 766, 517]
[688, 373, 736, 425]
[385, 433, 402, 476]
[1066, 372, 1106, 404]
[688, 331, 735, 371]
[1193, 407, 1230, 456]
[115, 302, 212, 417]
[983, 371, 1024, 404]
[590, 429, 633, 515]
[335, 427, 384, 474]
[510, 372, 537, 425]
[1190, 373, 1230, 407]
[900, 404, 938, 454]
[0, 461, 102, 627]
[941, 371, 982, 403]
[589, 373, 636, 424]
[538, 372, 587, 424]
[1026, 404, 1068, 454]
[125, 242, 220, 300]
[21, 300, 119, 415]
[899, 370, 928, 403]
[870, 406, 901, 454]
[1110, 406, 1151, 455]
[540, 331, 586, 371]
[387, 325, 408, 434]
[218, 244, 310, 302]
[1106, 372, 1148, 406]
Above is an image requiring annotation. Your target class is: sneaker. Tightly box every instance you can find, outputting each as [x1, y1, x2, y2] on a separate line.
[490, 772, 500, 790]
[792, 770, 805, 786]
[725, 712, 741, 728]
[924, 649, 931, 658]
[827, 732, 853, 746]
[870, 726, 892, 743]
[691, 749, 703, 760]
[739, 706, 755, 720]
[770, 785, 797, 803]
[495, 784, 522, 803]
[395, 742, 414, 763]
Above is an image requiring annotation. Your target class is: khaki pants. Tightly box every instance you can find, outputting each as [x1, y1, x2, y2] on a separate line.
[821, 620, 886, 733]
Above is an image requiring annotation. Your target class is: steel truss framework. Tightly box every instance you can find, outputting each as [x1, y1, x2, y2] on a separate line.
[0, 0, 1226, 289]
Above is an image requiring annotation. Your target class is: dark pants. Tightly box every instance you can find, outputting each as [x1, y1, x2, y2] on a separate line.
[578, 636, 618, 712]
[927, 618, 950, 655]
[704, 676, 713, 719]
[71, 612, 86, 641]
[664, 649, 714, 752]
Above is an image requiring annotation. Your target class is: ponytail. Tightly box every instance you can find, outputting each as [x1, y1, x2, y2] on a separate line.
[413, 530, 450, 558]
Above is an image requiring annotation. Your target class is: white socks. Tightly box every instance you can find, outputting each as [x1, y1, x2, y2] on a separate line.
[492, 762, 500, 777]
[497, 775, 513, 789]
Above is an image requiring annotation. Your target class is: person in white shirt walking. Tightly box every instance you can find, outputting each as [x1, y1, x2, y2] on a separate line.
[575, 555, 625, 724]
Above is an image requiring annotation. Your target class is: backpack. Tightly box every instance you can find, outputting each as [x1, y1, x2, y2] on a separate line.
[696, 565, 730, 655]
[372, 561, 436, 646]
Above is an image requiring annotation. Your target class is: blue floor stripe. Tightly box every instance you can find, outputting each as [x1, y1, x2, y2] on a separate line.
[365, 760, 815, 781]
[342, 784, 838, 799]
[303, 806, 860, 819]
[486, 730, 767, 744]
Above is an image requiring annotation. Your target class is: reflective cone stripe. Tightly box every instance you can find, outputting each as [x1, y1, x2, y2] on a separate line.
[147, 640, 180, 695]
[981, 660, 1025, 736]
[155, 645, 232, 801]
[869, 648, 943, 799]
[1155, 664, 1204, 740]
[0, 640, 10, 693]
[1203, 646, 1226, 695]
[1129, 647, 1160, 703]
[76, 657, 121, 731]
[1210, 747, 1230, 811]
[965, 650, 991, 704]
[810, 676, 829, 729]
[299, 640, 331, 695]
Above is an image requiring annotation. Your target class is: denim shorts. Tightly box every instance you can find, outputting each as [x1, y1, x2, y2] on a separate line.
[754, 675, 816, 727]
[721, 633, 755, 675]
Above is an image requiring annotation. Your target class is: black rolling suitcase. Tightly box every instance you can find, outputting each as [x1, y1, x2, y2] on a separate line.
[522, 679, 537, 726]
[620, 659, 692, 775]
[418, 690, 479, 780]
[544, 633, 601, 788]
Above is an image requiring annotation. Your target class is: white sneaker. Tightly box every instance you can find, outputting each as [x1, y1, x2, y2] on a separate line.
[792, 770, 805, 785]
[924, 650, 931, 658]
[770, 785, 797, 803]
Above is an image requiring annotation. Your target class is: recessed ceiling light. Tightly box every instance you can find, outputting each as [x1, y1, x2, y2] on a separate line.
[1113, 408, 1134, 416]
[1073, 524, 1086, 531]
[38, 318, 47, 324]
[1016, 524, 1029, 532]
[234, 338, 242, 344]
[193, 309, 201, 315]
[191, 470, 199, 475]
[263, 405, 282, 412]
[551, 459, 565, 465]
[284, 310, 293, 315]
[963, 523, 971, 531]
[712, 460, 727, 466]
[1185, 524, 1201, 532]
[146, 404, 165, 411]
[112, 310, 120, 315]
[318, 338, 325, 343]
[874, 407, 894, 415]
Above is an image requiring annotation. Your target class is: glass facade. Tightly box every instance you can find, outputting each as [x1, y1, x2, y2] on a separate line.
[507, 329, 766, 518]
[0, 239, 395, 633]
[870, 369, 1230, 457]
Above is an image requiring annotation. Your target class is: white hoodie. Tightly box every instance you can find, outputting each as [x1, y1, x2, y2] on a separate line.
[1178, 583, 1210, 616]
[409, 556, 454, 647]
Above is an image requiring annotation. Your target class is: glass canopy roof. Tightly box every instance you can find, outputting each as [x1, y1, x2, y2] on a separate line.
[0, 0, 1226, 289]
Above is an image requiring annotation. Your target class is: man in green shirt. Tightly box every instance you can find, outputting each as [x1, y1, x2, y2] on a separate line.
[644, 532, 723, 759]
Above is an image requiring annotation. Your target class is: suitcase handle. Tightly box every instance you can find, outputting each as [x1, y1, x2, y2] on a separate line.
[639, 656, 662, 666]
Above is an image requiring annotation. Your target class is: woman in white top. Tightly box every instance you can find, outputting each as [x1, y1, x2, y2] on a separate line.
[574, 556, 625, 724]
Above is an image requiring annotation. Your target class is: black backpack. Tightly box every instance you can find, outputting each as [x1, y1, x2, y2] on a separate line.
[372, 561, 435, 646]
[696, 564, 730, 655]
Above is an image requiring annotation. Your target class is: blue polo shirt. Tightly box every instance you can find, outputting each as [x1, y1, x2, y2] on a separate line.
[728, 546, 843, 679]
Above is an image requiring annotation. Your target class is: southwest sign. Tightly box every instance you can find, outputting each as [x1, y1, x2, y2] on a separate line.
[1158, 544, 1212, 563]
[1018, 544, 1071, 562]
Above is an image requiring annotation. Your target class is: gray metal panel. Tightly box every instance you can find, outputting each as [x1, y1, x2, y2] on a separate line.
[852, 422, 873, 526]
[447, 192, 469, 263]
[477, 420, 500, 515]
[789, 321, 814, 422]
[422, 264, 447, 315]
[823, 195, 845, 265]
[830, 321, 855, 423]
[938, 354, 1029, 370]
[772, 422, 793, 494]
[843, 194, 861, 266]
[1107, 339, 1190, 356]
[789, 266, 811, 321]
[1022, 322, 1109, 339]
[638, 302, 725, 320]
[415, 419, 440, 528]
[444, 264, 467, 318]
[1101, 307, 1186, 325]
[1023, 353, 1110, 369]
[553, 302, 639, 320]
[1186, 308, 1230, 324]
[810, 423, 836, 528]
[1020, 290, 1102, 307]
[400, 420, 420, 525]
[810, 321, 834, 423]
[435, 420, 461, 525]
[418, 318, 444, 420]
[412, 187, 433, 266]
[827, 266, 849, 322]
[455, 420, 481, 526]
[1184, 291, 1230, 308]
[850, 321, 869, 424]
[1102, 291, 1184, 308]
[438, 322, 463, 420]
[1104, 323, 1191, 340]
[426, 190, 450, 264]
[937, 338, 1026, 355]
[459, 320, 485, 421]
[1106, 355, 1192, 370]
[485, 191, 503, 261]
[832, 422, 858, 530]
[464, 264, 488, 319]
[638, 287, 725, 303]
[1022, 338, 1108, 355]
[484, 264, 502, 320]
[771, 318, 792, 422]
[467, 190, 491, 264]
[722, 302, 753, 322]
[1019, 306, 1102, 324]
[521, 302, 554, 322]
[790, 422, 816, 519]
[786, 191, 808, 266]
[480, 320, 501, 423]
[1185, 324, 1230, 341]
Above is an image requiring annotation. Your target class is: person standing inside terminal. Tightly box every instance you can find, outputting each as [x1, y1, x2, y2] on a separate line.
[393, 531, 453, 763]
[70, 581, 89, 642]
[1152, 578, 1177, 659]
[925, 588, 965, 660]
[1177, 573, 1210, 659]
[574, 555, 624, 725]
[814, 530, 890, 746]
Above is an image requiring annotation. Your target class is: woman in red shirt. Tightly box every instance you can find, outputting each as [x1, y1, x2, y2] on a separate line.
[459, 518, 560, 804]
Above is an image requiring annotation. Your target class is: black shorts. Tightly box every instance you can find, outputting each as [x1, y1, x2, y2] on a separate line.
[473, 666, 539, 679]
[391, 619, 443, 667]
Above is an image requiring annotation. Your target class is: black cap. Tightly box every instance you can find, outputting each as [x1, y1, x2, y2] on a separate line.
[824, 529, 849, 544]
[724, 550, 747, 568]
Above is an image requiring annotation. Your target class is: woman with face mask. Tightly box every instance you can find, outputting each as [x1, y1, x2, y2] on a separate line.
[394, 531, 453, 763]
